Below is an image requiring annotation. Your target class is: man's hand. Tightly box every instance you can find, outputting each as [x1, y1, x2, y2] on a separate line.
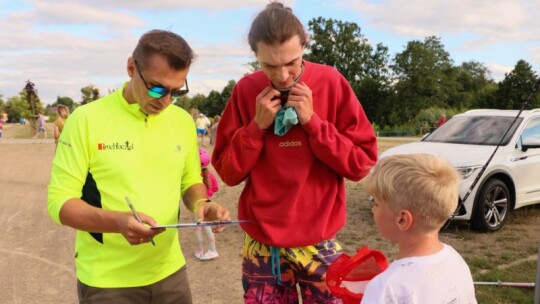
[193, 200, 231, 233]
[254, 86, 282, 130]
[287, 82, 313, 125]
[119, 212, 164, 245]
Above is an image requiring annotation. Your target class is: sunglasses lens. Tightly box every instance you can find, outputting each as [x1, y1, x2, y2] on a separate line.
[148, 87, 167, 98]
[171, 89, 188, 97]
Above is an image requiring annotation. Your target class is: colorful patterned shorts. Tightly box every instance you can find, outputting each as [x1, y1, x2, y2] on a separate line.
[242, 234, 343, 304]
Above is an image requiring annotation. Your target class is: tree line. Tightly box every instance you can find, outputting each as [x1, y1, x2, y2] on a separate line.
[1, 17, 538, 133]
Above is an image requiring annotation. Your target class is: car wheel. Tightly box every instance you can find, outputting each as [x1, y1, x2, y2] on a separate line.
[470, 178, 510, 232]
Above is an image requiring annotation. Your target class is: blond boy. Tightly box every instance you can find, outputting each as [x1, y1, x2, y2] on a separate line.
[361, 154, 477, 303]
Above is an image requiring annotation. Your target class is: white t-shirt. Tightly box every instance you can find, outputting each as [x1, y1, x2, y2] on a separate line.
[361, 244, 477, 304]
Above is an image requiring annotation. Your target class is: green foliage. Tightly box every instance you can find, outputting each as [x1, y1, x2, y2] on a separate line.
[391, 36, 455, 124]
[55, 96, 75, 110]
[376, 123, 416, 137]
[81, 84, 100, 104]
[304, 17, 392, 127]
[493, 60, 540, 109]
[244, 60, 260, 73]
[305, 17, 388, 82]
[4, 95, 31, 121]
[175, 80, 235, 118]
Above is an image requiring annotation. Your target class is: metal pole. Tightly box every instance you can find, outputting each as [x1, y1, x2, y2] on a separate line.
[534, 242, 540, 304]
[475, 281, 534, 288]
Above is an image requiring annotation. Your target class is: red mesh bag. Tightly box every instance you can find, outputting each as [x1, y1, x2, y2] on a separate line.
[326, 246, 388, 303]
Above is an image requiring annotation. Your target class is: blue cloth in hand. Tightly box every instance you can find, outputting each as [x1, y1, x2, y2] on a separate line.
[274, 107, 298, 136]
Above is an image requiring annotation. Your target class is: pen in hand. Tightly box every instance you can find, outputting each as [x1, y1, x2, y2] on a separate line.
[124, 196, 155, 246]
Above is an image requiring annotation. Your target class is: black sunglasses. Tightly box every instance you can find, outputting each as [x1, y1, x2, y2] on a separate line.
[135, 60, 189, 98]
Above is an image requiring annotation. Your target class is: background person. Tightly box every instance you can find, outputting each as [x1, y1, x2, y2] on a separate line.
[361, 154, 477, 303]
[33, 112, 47, 139]
[47, 29, 230, 304]
[191, 148, 220, 261]
[436, 113, 447, 127]
[212, 2, 378, 303]
[53, 104, 70, 146]
[209, 115, 220, 145]
[195, 113, 209, 146]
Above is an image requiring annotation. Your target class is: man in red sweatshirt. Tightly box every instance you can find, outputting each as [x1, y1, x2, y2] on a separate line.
[212, 2, 378, 303]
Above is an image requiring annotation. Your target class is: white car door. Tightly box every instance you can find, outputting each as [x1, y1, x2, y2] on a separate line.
[513, 116, 540, 207]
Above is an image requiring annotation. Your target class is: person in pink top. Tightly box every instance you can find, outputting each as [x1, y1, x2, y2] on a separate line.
[191, 148, 220, 261]
[211, 2, 378, 302]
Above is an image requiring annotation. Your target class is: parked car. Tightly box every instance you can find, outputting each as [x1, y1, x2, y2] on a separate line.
[379, 109, 540, 232]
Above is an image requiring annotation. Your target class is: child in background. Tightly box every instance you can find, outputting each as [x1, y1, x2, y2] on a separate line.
[53, 105, 70, 146]
[192, 148, 220, 260]
[361, 154, 477, 303]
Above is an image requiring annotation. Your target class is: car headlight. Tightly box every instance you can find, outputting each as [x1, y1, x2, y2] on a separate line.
[455, 165, 483, 179]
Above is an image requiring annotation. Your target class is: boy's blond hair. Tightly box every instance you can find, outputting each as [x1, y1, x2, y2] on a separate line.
[364, 154, 460, 230]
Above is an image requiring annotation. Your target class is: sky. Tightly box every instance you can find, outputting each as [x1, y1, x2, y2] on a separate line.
[0, 0, 539, 105]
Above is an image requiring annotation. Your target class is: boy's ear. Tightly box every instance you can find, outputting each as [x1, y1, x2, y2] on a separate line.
[396, 209, 413, 231]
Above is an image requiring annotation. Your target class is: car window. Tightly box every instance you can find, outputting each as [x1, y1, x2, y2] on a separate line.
[520, 116, 540, 145]
[424, 115, 522, 145]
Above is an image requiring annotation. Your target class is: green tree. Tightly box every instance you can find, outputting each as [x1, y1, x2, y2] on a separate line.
[475, 82, 499, 109]
[304, 17, 392, 125]
[244, 60, 260, 73]
[216, 80, 236, 114]
[4, 95, 31, 122]
[203, 90, 222, 117]
[447, 61, 495, 109]
[23, 80, 44, 116]
[81, 84, 100, 104]
[174, 95, 194, 111]
[55, 96, 75, 110]
[305, 17, 390, 82]
[391, 36, 454, 124]
[493, 60, 539, 109]
[190, 93, 207, 112]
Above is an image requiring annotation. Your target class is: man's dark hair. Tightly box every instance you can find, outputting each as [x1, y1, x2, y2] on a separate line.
[248, 1, 308, 53]
[133, 30, 195, 71]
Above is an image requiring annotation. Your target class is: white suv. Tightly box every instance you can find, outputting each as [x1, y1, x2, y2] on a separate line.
[379, 109, 540, 232]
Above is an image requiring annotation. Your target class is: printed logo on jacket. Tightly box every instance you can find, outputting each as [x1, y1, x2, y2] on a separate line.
[278, 140, 302, 148]
[97, 141, 134, 151]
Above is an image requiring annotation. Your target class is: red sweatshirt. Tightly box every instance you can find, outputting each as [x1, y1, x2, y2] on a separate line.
[212, 61, 378, 247]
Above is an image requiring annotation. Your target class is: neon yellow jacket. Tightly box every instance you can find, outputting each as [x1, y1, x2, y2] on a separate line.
[48, 84, 201, 288]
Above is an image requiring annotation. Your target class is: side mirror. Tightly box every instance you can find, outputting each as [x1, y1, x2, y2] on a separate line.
[521, 137, 540, 152]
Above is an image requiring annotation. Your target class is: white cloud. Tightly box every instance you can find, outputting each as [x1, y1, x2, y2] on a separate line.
[86, 0, 295, 11]
[488, 63, 514, 81]
[343, 0, 540, 48]
[29, 0, 145, 28]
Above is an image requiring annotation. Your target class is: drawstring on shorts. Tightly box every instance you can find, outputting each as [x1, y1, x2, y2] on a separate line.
[270, 247, 282, 285]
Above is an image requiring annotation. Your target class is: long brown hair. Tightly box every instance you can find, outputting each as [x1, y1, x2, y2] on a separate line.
[57, 104, 70, 119]
[248, 1, 308, 53]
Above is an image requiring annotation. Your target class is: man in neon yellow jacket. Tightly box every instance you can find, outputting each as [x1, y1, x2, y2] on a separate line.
[48, 29, 230, 304]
